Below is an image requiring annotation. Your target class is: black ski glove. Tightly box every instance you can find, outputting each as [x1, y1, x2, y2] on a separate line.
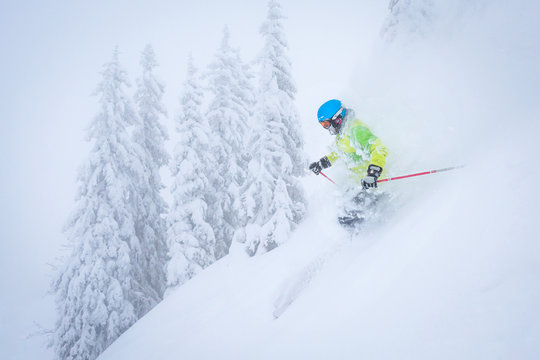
[309, 156, 331, 175]
[362, 164, 383, 189]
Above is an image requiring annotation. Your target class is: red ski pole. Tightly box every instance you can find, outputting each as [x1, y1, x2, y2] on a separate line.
[377, 165, 464, 183]
[319, 171, 336, 185]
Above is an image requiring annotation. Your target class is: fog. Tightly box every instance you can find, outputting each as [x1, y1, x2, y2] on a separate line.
[347, 1, 540, 173]
[2, 0, 538, 358]
[0, 1, 386, 358]
[95, 3, 540, 359]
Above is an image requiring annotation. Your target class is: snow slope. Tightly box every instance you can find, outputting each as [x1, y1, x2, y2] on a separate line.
[99, 2, 540, 359]
[98, 150, 540, 360]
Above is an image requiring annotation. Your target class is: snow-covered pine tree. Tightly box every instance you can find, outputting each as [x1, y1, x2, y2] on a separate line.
[132, 44, 169, 304]
[235, 0, 307, 256]
[205, 27, 256, 259]
[51, 49, 147, 360]
[167, 57, 217, 291]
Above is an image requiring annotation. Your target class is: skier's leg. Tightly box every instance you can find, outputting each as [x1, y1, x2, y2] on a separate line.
[338, 189, 390, 228]
[338, 190, 367, 227]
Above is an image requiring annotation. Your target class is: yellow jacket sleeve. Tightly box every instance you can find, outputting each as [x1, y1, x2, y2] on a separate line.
[369, 138, 388, 168]
[327, 151, 339, 164]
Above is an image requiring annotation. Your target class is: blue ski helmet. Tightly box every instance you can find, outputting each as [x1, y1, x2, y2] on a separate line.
[317, 99, 346, 123]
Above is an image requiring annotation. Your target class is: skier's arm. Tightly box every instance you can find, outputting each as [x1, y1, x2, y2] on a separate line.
[349, 125, 388, 168]
[369, 138, 388, 168]
[362, 131, 387, 189]
[327, 151, 339, 164]
[349, 123, 388, 188]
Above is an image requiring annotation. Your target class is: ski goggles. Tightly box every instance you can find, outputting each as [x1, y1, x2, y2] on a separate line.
[319, 112, 344, 130]
[320, 120, 332, 129]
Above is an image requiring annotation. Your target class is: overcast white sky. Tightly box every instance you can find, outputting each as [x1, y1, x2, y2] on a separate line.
[0, 1, 388, 358]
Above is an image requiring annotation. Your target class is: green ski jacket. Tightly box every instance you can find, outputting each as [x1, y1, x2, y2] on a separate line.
[326, 117, 388, 183]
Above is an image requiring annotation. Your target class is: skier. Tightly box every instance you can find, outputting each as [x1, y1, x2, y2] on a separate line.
[309, 99, 388, 226]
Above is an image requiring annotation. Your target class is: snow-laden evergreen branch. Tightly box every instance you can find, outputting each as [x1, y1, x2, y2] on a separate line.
[132, 44, 169, 304]
[51, 48, 155, 360]
[205, 27, 257, 258]
[167, 58, 217, 291]
[235, 0, 307, 255]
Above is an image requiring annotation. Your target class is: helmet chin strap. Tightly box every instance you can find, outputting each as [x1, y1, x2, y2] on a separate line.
[330, 107, 345, 135]
[328, 115, 345, 135]
[325, 106, 346, 135]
